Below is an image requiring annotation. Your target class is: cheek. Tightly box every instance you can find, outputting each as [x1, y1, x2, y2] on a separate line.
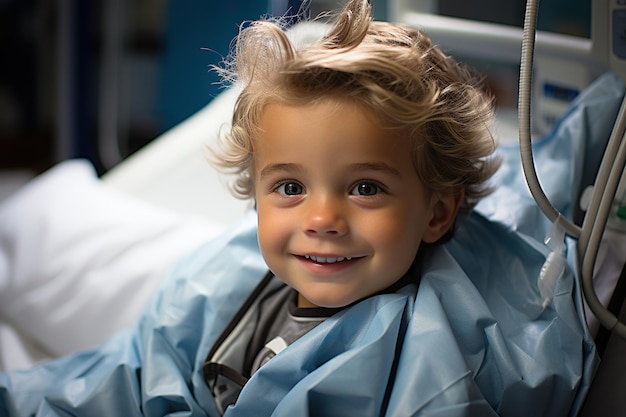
[367, 208, 427, 262]
[375, 220, 422, 254]
[256, 206, 277, 250]
[256, 204, 292, 259]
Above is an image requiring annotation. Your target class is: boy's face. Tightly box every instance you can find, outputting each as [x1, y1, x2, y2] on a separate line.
[254, 99, 457, 308]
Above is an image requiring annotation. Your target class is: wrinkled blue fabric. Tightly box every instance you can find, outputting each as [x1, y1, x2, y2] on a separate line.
[1, 73, 623, 417]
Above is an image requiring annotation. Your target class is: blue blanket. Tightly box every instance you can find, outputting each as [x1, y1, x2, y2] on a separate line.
[1, 73, 623, 417]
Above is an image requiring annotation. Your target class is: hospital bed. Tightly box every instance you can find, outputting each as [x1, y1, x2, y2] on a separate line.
[0, 0, 625, 415]
[0, 85, 248, 370]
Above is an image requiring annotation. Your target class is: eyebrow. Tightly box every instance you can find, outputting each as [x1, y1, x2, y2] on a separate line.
[259, 161, 401, 179]
[259, 163, 304, 179]
[350, 162, 401, 177]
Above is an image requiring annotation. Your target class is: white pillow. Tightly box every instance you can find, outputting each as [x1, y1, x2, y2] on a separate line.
[0, 160, 223, 369]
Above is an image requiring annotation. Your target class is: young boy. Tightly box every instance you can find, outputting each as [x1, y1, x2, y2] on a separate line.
[0, 1, 595, 416]
[204, 0, 500, 412]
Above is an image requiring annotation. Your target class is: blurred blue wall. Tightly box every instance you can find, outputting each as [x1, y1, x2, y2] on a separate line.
[158, 0, 387, 133]
[158, 2, 269, 132]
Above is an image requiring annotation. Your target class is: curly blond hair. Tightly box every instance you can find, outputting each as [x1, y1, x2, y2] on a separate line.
[211, 0, 501, 211]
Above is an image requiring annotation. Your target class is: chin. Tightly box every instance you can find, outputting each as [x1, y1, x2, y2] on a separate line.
[303, 293, 360, 309]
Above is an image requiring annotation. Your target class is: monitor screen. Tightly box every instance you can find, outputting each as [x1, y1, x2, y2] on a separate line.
[437, 0, 590, 38]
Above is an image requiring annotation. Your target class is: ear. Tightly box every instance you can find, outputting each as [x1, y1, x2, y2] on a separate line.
[422, 190, 464, 244]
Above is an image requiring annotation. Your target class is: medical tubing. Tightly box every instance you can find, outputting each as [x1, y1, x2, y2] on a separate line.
[518, 0, 581, 238]
[519, 0, 626, 337]
[577, 94, 626, 337]
[578, 101, 626, 339]
[578, 96, 626, 256]
[580, 125, 626, 339]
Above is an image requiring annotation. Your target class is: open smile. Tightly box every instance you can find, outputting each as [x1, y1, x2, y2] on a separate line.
[295, 254, 364, 273]
[303, 255, 353, 263]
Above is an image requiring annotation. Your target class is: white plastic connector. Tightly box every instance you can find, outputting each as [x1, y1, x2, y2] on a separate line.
[538, 216, 567, 309]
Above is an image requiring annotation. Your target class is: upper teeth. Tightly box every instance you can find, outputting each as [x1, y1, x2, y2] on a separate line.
[305, 255, 352, 263]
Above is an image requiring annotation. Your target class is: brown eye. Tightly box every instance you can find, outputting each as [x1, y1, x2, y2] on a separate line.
[351, 182, 380, 196]
[277, 182, 304, 196]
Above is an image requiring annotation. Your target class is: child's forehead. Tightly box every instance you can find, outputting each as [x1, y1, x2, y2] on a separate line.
[254, 98, 412, 150]
[258, 98, 382, 133]
[258, 96, 387, 127]
[254, 100, 415, 166]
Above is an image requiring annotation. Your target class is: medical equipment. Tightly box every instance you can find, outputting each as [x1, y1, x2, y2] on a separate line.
[518, 0, 626, 340]
[389, 0, 606, 135]
[521, 5, 626, 409]
[538, 216, 567, 309]
[388, 0, 626, 340]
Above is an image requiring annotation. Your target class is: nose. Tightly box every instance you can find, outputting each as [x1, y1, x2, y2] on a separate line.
[302, 195, 348, 237]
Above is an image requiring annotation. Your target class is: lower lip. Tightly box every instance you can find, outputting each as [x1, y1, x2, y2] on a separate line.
[296, 256, 361, 274]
